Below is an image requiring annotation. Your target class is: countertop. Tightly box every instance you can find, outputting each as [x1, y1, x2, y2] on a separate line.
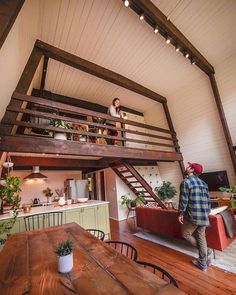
[0, 200, 109, 221]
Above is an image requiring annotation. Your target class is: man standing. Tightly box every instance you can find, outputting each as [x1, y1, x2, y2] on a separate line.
[178, 162, 211, 271]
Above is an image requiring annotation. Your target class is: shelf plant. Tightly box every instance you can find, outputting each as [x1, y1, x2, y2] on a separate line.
[55, 239, 73, 273]
[46, 119, 72, 140]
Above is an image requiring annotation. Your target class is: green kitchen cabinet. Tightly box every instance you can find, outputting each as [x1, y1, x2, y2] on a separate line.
[64, 208, 83, 226]
[81, 206, 97, 229]
[96, 204, 110, 240]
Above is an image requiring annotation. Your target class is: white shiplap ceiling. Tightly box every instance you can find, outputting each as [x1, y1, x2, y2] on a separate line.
[36, 0, 236, 112]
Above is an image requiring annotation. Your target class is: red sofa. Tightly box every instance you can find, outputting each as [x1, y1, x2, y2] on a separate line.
[136, 207, 236, 251]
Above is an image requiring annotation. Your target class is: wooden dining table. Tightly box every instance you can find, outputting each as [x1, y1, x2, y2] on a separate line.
[0, 222, 186, 294]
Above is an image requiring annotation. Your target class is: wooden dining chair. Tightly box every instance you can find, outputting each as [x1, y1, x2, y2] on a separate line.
[24, 212, 63, 231]
[136, 260, 178, 288]
[105, 240, 138, 261]
[86, 229, 105, 241]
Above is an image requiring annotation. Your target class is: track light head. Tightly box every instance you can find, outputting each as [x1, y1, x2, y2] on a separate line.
[139, 14, 144, 21]
[124, 0, 129, 7]
[175, 46, 180, 52]
[166, 37, 171, 44]
[185, 52, 189, 58]
[154, 27, 159, 34]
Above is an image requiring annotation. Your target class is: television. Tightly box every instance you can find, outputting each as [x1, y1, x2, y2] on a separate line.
[199, 170, 229, 191]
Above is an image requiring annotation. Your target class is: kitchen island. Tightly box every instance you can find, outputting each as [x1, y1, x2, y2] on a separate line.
[0, 200, 110, 241]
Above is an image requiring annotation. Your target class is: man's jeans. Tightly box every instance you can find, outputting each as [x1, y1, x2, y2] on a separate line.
[181, 219, 207, 264]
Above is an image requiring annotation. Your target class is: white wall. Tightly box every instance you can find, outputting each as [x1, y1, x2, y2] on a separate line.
[0, 0, 40, 121]
[13, 170, 81, 204]
[216, 52, 236, 146]
[144, 72, 236, 194]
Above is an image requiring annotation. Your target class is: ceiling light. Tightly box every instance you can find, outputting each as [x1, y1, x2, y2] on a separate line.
[185, 53, 189, 58]
[191, 59, 196, 65]
[166, 38, 171, 44]
[124, 0, 129, 7]
[139, 14, 144, 21]
[154, 27, 159, 34]
[175, 46, 180, 52]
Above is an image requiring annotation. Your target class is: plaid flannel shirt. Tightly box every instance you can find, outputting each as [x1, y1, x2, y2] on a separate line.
[178, 175, 211, 226]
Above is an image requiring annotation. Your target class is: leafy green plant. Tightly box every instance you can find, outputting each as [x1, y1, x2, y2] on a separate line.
[46, 119, 72, 137]
[0, 176, 21, 244]
[121, 193, 146, 207]
[155, 181, 177, 201]
[55, 240, 73, 257]
[219, 185, 236, 194]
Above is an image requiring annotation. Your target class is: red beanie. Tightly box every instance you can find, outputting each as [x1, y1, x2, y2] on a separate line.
[188, 162, 203, 175]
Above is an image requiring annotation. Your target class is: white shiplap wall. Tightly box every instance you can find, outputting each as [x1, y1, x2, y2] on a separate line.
[144, 72, 236, 189]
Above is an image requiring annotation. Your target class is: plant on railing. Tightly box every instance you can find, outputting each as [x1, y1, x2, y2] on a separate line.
[45, 119, 72, 140]
[154, 181, 177, 201]
[121, 193, 146, 208]
[0, 176, 21, 245]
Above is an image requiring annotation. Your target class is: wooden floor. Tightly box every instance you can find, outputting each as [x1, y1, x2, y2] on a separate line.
[110, 218, 236, 295]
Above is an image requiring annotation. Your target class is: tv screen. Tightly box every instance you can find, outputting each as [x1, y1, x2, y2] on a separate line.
[199, 170, 229, 191]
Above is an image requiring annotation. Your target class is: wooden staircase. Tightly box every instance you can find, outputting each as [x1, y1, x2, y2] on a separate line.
[111, 163, 166, 209]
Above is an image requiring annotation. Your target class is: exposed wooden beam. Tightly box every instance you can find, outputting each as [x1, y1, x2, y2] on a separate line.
[0, 135, 183, 162]
[130, 0, 214, 75]
[0, 0, 25, 49]
[35, 40, 167, 104]
[209, 73, 236, 174]
[10, 156, 107, 169]
[32, 88, 144, 117]
[0, 47, 43, 135]
[40, 56, 48, 90]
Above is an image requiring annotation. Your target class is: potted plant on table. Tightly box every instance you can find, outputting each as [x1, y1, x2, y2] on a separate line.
[55, 239, 73, 273]
[47, 119, 72, 140]
[155, 181, 177, 208]
[0, 176, 21, 245]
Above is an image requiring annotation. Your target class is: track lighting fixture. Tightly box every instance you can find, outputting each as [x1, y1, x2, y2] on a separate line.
[154, 27, 159, 34]
[166, 37, 171, 44]
[175, 46, 180, 52]
[139, 14, 144, 21]
[124, 0, 129, 7]
[191, 59, 196, 65]
[185, 52, 189, 58]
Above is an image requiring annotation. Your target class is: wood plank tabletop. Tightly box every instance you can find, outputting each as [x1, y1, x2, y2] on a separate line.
[0, 223, 186, 295]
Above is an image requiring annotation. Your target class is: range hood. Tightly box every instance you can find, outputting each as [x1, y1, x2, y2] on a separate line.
[24, 166, 48, 180]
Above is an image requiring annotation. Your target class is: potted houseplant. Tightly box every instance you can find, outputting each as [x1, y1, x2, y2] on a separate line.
[0, 176, 21, 245]
[219, 185, 236, 209]
[47, 119, 72, 140]
[55, 239, 73, 273]
[42, 187, 54, 203]
[121, 193, 146, 208]
[154, 181, 177, 202]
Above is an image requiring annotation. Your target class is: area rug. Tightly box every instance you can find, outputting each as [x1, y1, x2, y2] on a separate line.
[134, 231, 236, 274]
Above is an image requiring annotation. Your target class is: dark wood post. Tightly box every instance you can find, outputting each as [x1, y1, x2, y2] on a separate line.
[162, 102, 185, 177]
[209, 73, 236, 174]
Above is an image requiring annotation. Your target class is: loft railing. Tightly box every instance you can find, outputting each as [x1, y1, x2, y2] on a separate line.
[1, 92, 180, 152]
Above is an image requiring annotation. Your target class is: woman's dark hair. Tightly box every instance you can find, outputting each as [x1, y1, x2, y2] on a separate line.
[112, 98, 120, 112]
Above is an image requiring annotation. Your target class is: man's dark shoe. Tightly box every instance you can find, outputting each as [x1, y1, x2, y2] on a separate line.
[192, 259, 207, 272]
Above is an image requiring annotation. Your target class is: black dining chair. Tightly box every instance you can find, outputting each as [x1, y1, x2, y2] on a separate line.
[86, 229, 105, 241]
[24, 212, 63, 231]
[105, 240, 138, 261]
[136, 260, 178, 288]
